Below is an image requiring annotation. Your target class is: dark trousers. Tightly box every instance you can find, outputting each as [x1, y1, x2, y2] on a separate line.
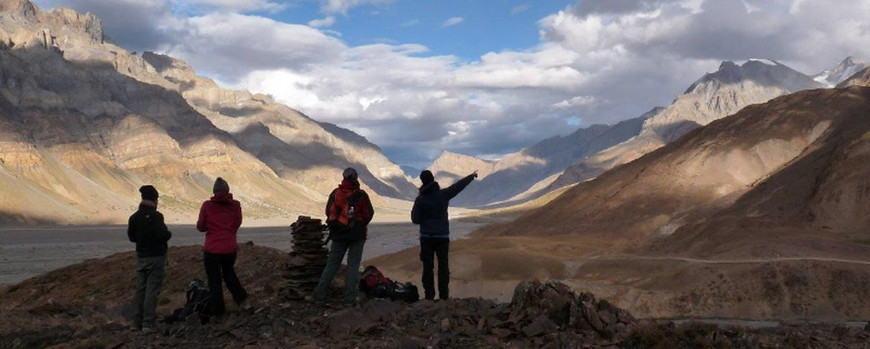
[132, 255, 166, 327]
[313, 237, 365, 303]
[204, 251, 248, 315]
[420, 238, 450, 300]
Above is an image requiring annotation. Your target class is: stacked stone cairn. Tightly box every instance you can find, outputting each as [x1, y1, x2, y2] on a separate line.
[281, 216, 329, 300]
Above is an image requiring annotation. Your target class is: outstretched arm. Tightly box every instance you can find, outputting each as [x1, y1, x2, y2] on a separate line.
[443, 172, 477, 200]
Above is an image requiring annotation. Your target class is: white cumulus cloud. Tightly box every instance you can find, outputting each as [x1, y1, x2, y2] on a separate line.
[33, 0, 870, 167]
[441, 17, 464, 28]
[308, 15, 336, 28]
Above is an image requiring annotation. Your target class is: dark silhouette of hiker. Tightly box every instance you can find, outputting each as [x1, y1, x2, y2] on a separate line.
[128, 185, 172, 332]
[313, 167, 374, 305]
[411, 170, 477, 300]
[197, 177, 249, 317]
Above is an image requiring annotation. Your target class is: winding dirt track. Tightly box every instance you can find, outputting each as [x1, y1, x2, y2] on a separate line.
[588, 255, 870, 266]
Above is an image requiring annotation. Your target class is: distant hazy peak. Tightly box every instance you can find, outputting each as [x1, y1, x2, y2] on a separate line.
[435, 150, 493, 163]
[428, 150, 495, 181]
[814, 56, 868, 87]
[686, 59, 821, 95]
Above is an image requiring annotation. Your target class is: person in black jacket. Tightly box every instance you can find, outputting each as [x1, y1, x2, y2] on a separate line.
[411, 170, 477, 300]
[127, 185, 172, 332]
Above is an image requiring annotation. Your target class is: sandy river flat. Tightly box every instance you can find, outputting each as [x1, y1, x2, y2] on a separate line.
[0, 220, 489, 285]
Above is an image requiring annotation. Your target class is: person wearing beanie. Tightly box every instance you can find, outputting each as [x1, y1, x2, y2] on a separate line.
[411, 169, 477, 300]
[312, 167, 374, 305]
[197, 177, 248, 316]
[127, 185, 172, 332]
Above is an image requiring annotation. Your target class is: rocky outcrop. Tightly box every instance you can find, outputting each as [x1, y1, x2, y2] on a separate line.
[509, 280, 637, 338]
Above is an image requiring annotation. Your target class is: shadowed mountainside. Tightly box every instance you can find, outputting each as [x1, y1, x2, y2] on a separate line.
[0, 0, 414, 223]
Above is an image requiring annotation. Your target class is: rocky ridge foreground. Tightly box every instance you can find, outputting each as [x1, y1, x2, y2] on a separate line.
[2, 245, 869, 348]
[0, 0, 413, 224]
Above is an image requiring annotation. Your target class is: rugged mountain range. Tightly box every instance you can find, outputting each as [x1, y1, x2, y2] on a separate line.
[438, 58, 845, 208]
[373, 79, 870, 319]
[551, 59, 829, 189]
[480, 83, 870, 244]
[0, 0, 413, 223]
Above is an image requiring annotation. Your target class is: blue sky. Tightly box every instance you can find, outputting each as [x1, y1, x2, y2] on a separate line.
[159, 0, 576, 63]
[284, 1, 575, 61]
[32, 0, 870, 168]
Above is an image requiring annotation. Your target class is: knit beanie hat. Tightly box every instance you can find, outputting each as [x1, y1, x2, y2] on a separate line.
[420, 170, 434, 185]
[139, 185, 159, 201]
[343, 167, 358, 181]
[213, 177, 230, 194]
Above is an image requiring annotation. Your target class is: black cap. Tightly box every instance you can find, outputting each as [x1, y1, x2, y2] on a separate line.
[139, 185, 159, 201]
[420, 170, 434, 185]
[343, 167, 358, 181]
[213, 177, 229, 194]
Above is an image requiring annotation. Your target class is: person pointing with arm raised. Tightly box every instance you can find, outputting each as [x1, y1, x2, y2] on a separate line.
[411, 170, 477, 300]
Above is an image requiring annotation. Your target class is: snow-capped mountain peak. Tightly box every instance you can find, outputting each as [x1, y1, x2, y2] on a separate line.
[813, 56, 868, 87]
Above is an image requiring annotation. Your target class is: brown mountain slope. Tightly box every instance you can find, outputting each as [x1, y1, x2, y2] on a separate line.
[838, 66, 870, 88]
[478, 86, 870, 253]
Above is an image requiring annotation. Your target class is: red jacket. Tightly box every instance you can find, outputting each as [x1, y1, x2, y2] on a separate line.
[197, 192, 243, 254]
[326, 179, 374, 240]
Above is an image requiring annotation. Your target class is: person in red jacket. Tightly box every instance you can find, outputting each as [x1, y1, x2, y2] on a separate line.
[197, 177, 248, 316]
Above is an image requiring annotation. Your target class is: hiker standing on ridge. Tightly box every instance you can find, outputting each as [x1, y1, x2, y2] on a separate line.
[411, 170, 477, 300]
[197, 177, 249, 317]
[128, 185, 172, 332]
[312, 167, 374, 305]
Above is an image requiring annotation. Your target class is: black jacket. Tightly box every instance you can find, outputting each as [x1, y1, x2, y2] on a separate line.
[127, 204, 172, 258]
[411, 174, 475, 239]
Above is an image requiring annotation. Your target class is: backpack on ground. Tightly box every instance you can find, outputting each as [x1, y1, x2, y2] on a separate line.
[327, 191, 363, 233]
[358, 265, 419, 303]
[164, 279, 211, 324]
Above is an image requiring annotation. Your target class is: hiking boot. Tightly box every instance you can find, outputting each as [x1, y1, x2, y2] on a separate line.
[237, 299, 253, 310]
[212, 314, 225, 324]
[305, 295, 326, 305]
